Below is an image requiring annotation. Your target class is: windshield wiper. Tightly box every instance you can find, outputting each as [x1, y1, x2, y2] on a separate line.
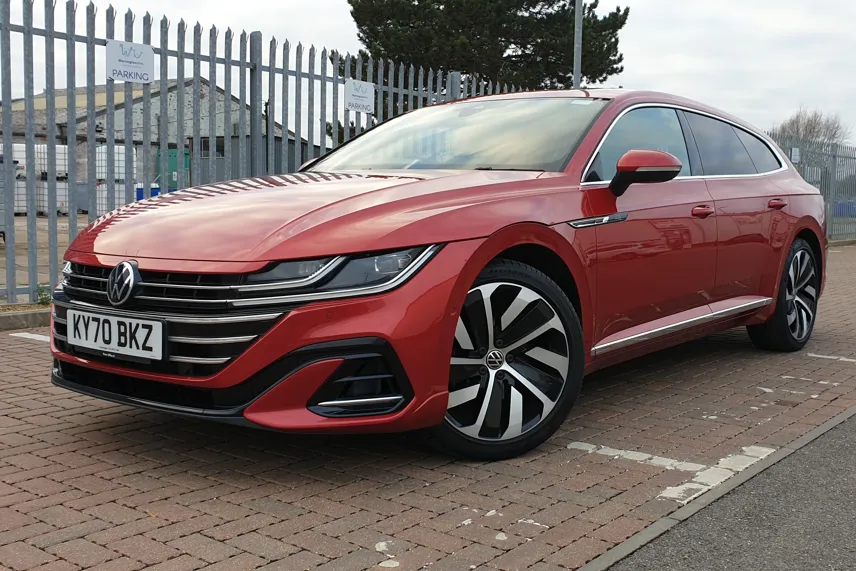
[474, 167, 545, 172]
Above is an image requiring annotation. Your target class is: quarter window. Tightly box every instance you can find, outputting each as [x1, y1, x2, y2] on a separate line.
[735, 128, 782, 173]
[685, 112, 757, 176]
[585, 107, 691, 182]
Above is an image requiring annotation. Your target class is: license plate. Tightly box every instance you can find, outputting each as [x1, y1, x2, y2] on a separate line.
[67, 310, 164, 361]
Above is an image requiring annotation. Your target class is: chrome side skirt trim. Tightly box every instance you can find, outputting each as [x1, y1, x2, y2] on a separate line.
[568, 212, 628, 229]
[316, 396, 404, 408]
[592, 298, 773, 357]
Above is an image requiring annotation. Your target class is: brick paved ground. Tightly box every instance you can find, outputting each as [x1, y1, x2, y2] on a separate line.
[1, 246, 855, 571]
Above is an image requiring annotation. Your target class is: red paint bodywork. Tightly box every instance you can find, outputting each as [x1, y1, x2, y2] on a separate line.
[52, 89, 828, 434]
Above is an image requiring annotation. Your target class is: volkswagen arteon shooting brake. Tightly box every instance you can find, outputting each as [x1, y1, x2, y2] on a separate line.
[50, 90, 827, 460]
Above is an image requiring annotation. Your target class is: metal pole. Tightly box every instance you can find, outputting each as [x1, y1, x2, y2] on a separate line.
[573, 0, 583, 89]
[249, 31, 264, 177]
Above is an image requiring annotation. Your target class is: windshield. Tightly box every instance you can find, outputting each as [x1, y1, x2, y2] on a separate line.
[311, 97, 608, 172]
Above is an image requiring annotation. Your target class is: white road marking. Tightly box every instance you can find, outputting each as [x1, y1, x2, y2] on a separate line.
[567, 441, 776, 505]
[9, 332, 50, 342]
[808, 353, 856, 363]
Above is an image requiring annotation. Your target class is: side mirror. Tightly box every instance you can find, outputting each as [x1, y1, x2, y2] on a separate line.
[609, 149, 682, 197]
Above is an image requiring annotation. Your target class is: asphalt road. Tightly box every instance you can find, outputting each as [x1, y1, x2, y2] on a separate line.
[610, 416, 856, 571]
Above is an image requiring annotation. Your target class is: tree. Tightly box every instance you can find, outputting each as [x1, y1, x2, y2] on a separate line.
[346, 0, 630, 90]
[322, 1, 630, 149]
[771, 106, 852, 146]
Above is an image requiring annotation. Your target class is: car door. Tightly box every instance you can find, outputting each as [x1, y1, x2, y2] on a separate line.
[580, 106, 718, 351]
[681, 111, 790, 304]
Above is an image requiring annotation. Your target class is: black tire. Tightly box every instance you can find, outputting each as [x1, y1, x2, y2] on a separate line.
[424, 259, 585, 461]
[747, 238, 820, 352]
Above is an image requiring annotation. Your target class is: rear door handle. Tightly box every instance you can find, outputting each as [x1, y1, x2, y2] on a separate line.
[691, 205, 715, 218]
[768, 198, 788, 210]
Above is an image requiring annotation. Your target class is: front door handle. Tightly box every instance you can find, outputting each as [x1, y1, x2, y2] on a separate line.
[768, 198, 788, 210]
[691, 205, 715, 218]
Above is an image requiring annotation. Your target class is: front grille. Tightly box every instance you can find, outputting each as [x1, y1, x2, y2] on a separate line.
[54, 262, 287, 376]
[62, 263, 247, 314]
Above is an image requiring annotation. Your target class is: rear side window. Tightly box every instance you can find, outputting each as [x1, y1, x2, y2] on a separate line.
[685, 112, 757, 176]
[735, 129, 781, 173]
[586, 107, 691, 182]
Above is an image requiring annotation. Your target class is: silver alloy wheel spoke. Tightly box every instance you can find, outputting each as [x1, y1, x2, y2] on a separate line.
[448, 384, 481, 409]
[455, 317, 475, 351]
[447, 282, 570, 442]
[459, 371, 496, 438]
[502, 364, 557, 417]
[502, 387, 524, 440]
[786, 249, 818, 341]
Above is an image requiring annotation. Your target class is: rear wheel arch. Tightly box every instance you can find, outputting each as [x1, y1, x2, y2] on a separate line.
[795, 227, 823, 288]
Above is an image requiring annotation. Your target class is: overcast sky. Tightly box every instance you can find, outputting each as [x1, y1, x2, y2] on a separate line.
[4, 0, 855, 139]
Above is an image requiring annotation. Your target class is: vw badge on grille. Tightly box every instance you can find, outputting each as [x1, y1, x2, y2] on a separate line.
[106, 261, 140, 307]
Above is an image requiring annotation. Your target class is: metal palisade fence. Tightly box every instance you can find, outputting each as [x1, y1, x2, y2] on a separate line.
[0, 0, 522, 304]
[768, 135, 856, 241]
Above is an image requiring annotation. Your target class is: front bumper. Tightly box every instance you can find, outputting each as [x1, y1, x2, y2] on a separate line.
[50, 240, 483, 433]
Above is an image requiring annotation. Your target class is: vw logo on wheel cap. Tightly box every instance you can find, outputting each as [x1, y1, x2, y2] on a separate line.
[106, 260, 141, 307]
[485, 350, 505, 370]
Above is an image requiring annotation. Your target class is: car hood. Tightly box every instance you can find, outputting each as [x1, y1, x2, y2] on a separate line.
[70, 170, 549, 262]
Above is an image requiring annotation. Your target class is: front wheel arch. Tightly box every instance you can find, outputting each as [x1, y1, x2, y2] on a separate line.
[440, 222, 594, 366]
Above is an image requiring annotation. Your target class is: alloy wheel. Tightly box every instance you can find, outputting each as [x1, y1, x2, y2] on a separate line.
[786, 249, 818, 342]
[447, 282, 570, 441]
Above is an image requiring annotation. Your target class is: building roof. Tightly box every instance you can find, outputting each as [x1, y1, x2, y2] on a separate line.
[1, 78, 302, 142]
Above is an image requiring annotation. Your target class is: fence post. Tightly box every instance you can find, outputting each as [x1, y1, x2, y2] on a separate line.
[448, 72, 462, 100]
[249, 31, 264, 176]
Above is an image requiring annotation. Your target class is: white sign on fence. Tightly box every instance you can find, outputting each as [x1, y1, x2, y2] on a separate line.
[791, 147, 801, 164]
[106, 39, 155, 84]
[345, 79, 375, 114]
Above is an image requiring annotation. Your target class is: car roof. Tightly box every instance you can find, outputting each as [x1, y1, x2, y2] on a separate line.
[452, 88, 764, 137]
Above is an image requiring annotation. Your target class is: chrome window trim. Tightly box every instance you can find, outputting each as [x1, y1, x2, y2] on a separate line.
[591, 297, 772, 357]
[580, 103, 788, 187]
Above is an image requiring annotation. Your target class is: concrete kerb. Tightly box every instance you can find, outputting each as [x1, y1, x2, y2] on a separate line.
[579, 401, 856, 571]
[0, 309, 51, 331]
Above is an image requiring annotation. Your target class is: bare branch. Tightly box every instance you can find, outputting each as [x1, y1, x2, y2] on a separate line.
[771, 105, 853, 145]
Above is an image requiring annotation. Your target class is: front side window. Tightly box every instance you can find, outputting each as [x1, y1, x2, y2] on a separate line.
[685, 112, 757, 176]
[585, 107, 692, 182]
[311, 98, 608, 172]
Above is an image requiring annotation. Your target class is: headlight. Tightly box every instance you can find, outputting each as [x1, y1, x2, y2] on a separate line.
[319, 248, 425, 291]
[236, 245, 440, 304]
[246, 257, 336, 284]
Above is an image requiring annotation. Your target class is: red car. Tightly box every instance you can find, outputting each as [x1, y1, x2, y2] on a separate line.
[50, 89, 827, 460]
